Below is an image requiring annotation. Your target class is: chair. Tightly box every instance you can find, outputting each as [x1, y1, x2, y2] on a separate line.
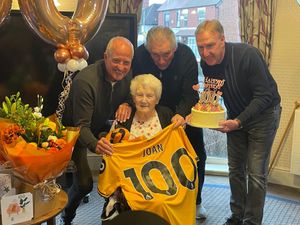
[102, 210, 170, 225]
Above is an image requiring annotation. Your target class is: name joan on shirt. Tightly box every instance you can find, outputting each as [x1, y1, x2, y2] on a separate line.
[142, 144, 163, 157]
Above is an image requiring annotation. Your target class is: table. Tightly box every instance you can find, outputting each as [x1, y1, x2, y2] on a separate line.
[20, 190, 67, 225]
[0, 188, 68, 225]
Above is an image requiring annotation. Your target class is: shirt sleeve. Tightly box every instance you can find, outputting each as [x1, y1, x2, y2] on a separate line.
[236, 47, 276, 124]
[175, 46, 199, 117]
[71, 78, 98, 152]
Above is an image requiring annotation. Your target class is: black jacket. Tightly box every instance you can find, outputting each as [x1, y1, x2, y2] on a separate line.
[132, 43, 199, 117]
[62, 60, 132, 152]
[201, 42, 280, 124]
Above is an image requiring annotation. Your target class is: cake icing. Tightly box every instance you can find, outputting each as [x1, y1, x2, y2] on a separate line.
[190, 106, 225, 128]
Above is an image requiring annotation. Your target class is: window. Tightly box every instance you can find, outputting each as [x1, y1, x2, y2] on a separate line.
[187, 36, 200, 62]
[138, 0, 240, 170]
[176, 10, 180, 27]
[163, 11, 170, 27]
[181, 9, 188, 27]
[198, 7, 206, 23]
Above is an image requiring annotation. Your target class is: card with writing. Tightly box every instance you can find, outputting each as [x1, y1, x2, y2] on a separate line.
[0, 174, 12, 198]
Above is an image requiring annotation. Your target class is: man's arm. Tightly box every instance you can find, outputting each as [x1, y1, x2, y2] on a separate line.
[115, 72, 133, 122]
[236, 47, 278, 124]
[175, 45, 199, 117]
[72, 78, 98, 152]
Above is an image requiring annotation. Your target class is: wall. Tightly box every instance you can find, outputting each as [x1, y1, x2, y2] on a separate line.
[12, 0, 77, 11]
[268, 0, 300, 188]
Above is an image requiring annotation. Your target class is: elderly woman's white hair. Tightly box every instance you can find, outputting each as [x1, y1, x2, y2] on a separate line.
[130, 74, 162, 101]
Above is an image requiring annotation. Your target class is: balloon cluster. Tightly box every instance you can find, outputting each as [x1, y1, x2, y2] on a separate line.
[55, 41, 89, 72]
[0, 0, 12, 26]
[1, 0, 109, 118]
[18, 0, 109, 73]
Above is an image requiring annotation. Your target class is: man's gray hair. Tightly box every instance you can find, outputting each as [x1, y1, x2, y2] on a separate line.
[130, 74, 162, 101]
[105, 36, 134, 58]
[145, 26, 177, 51]
[195, 19, 224, 37]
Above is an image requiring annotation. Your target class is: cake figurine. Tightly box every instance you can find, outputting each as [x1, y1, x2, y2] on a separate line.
[190, 78, 226, 128]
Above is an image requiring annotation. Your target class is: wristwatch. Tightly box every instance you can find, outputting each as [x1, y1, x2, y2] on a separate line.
[234, 118, 243, 129]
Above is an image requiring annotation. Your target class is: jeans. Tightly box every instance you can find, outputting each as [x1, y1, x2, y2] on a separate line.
[227, 104, 281, 225]
[62, 143, 94, 223]
[185, 125, 206, 205]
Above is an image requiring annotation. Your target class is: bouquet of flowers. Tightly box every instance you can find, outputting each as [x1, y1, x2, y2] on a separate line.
[0, 93, 79, 187]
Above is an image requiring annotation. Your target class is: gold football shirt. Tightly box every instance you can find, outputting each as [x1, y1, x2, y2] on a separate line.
[98, 125, 199, 225]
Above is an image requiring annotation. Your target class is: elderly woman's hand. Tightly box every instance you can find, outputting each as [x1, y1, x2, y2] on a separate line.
[171, 114, 186, 128]
[115, 103, 132, 123]
[95, 137, 113, 156]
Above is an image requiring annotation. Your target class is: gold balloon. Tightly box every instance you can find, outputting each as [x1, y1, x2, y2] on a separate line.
[72, 0, 109, 44]
[18, 0, 69, 45]
[57, 43, 69, 50]
[54, 48, 71, 63]
[82, 46, 89, 60]
[18, 0, 109, 46]
[0, 0, 12, 26]
[70, 43, 85, 60]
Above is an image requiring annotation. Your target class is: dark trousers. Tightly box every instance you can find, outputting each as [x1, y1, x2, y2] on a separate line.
[227, 105, 281, 225]
[62, 143, 94, 223]
[185, 125, 206, 205]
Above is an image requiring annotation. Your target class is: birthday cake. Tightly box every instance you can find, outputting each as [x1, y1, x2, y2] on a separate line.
[190, 103, 225, 128]
[189, 79, 226, 128]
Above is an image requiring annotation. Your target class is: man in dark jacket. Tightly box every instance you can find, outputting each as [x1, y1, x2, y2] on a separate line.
[195, 20, 281, 225]
[61, 36, 134, 225]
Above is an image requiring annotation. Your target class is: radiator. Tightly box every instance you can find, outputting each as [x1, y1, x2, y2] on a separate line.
[291, 108, 300, 175]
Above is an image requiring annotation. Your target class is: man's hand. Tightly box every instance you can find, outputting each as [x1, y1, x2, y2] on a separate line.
[115, 103, 131, 123]
[185, 114, 191, 124]
[171, 114, 186, 128]
[217, 119, 241, 133]
[95, 137, 113, 156]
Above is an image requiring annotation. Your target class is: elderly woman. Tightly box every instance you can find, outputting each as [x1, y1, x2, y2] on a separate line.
[98, 74, 188, 222]
[97, 73, 177, 155]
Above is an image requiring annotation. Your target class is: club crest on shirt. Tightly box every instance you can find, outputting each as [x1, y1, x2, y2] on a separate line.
[99, 159, 106, 174]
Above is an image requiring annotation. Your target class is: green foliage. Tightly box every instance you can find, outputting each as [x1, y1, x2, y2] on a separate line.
[39, 127, 55, 145]
[55, 119, 66, 138]
[1, 93, 45, 143]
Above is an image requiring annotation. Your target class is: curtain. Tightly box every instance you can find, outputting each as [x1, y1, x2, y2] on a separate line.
[239, 0, 277, 66]
[108, 0, 143, 23]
